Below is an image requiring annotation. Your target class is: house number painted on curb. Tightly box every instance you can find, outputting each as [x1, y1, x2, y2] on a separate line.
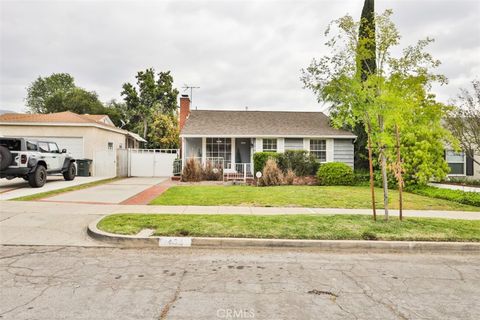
[159, 237, 192, 247]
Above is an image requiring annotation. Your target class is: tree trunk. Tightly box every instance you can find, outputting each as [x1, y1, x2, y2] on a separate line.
[367, 123, 376, 221]
[395, 124, 403, 221]
[143, 117, 148, 140]
[378, 115, 389, 221]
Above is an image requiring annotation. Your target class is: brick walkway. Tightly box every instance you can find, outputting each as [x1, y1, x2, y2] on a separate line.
[120, 180, 176, 205]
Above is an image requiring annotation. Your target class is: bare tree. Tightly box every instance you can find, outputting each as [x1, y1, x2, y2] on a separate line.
[445, 80, 480, 166]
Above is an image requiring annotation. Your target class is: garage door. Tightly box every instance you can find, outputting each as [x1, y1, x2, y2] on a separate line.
[23, 136, 84, 159]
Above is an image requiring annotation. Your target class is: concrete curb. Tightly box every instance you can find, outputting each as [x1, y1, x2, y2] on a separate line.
[88, 217, 480, 253]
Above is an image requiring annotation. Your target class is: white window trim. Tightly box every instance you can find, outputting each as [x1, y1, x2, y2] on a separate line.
[446, 150, 466, 176]
[309, 139, 327, 163]
[262, 138, 278, 152]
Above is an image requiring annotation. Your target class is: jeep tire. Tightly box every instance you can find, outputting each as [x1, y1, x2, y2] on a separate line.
[0, 146, 12, 170]
[63, 162, 76, 181]
[28, 165, 47, 188]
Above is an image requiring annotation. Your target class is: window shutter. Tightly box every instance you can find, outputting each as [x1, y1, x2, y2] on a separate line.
[466, 155, 474, 176]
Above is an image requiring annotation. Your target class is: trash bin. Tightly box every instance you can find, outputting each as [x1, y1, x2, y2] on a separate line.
[76, 159, 93, 176]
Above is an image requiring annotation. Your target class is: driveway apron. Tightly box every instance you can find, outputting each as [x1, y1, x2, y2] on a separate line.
[43, 177, 167, 204]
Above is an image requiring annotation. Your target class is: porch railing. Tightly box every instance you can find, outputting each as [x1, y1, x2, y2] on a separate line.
[224, 163, 253, 182]
[180, 157, 253, 181]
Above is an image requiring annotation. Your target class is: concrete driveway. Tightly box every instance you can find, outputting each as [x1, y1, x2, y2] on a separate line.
[43, 177, 167, 204]
[0, 176, 110, 200]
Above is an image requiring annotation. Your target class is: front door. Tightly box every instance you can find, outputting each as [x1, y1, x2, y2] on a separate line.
[235, 138, 251, 164]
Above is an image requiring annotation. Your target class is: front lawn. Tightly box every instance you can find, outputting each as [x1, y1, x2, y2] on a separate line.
[150, 185, 480, 211]
[97, 214, 480, 242]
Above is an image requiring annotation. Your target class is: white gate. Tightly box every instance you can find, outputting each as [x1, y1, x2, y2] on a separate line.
[129, 149, 178, 177]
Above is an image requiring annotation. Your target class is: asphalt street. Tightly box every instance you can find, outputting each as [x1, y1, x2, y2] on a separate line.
[1, 246, 479, 320]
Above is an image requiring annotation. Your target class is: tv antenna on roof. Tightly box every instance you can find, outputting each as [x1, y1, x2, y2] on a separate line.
[182, 84, 200, 106]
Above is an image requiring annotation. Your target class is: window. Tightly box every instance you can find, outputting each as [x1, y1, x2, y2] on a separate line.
[262, 138, 277, 152]
[48, 143, 59, 153]
[26, 141, 38, 151]
[108, 142, 114, 150]
[38, 142, 49, 153]
[310, 139, 326, 162]
[284, 138, 304, 151]
[206, 138, 231, 167]
[446, 150, 465, 175]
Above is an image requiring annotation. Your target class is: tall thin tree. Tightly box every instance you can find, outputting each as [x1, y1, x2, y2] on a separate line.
[357, 0, 378, 220]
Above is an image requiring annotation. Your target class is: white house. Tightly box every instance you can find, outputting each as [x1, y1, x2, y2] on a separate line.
[0, 111, 145, 176]
[178, 95, 356, 175]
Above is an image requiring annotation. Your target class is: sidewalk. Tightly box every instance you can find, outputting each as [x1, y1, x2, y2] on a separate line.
[1, 200, 479, 219]
[1, 200, 479, 247]
[429, 182, 480, 193]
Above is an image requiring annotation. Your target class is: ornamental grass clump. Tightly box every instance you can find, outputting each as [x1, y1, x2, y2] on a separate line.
[202, 160, 223, 181]
[181, 158, 202, 182]
[259, 159, 284, 186]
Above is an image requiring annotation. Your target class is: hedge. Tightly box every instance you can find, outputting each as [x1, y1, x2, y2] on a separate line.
[406, 185, 480, 207]
[316, 162, 354, 186]
[253, 152, 280, 174]
[277, 150, 320, 176]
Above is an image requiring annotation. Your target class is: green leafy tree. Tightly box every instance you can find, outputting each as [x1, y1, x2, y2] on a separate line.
[44, 87, 105, 114]
[302, 10, 451, 220]
[147, 112, 180, 149]
[26, 73, 75, 113]
[121, 69, 179, 142]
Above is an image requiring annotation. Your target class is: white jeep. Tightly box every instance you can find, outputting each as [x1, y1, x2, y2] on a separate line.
[0, 137, 76, 188]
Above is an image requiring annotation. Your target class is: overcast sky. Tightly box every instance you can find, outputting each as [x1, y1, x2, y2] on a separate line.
[1, 0, 479, 113]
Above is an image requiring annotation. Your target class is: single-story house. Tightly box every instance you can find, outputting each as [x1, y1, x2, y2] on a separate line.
[178, 95, 356, 175]
[0, 111, 146, 176]
[445, 150, 480, 179]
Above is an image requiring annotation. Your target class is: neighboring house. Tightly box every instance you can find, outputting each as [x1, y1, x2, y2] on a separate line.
[178, 95, 356, 175]
[445, 150, 480, 179]
[0, 111, 146, 176]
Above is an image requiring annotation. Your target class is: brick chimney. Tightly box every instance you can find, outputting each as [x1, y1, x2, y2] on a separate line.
[179, 94, 190, 131]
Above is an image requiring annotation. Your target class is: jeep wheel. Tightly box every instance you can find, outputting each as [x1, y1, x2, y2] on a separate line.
[63, 162, 76, 181]
[0, 146, 12, 170]
[28, 165, 47, 188]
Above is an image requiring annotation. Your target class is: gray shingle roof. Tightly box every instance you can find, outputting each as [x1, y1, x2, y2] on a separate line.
[180, 110, 355, 137]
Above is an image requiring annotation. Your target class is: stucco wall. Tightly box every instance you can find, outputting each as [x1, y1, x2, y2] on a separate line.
[0, 124, 127, 176]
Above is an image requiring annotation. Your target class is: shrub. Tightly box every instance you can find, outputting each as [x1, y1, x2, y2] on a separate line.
[259, 159, 284, 186]
[354, 169, 370, 186]
[374, 170, 398, 189]
[284, 169, 296, 185]
[406, 185, 480, 207]
[181, 158, 202, 182]
[253, 152, 280, 174]
[277, 150, 320, 176]
[202, 160, 223, 181]
[316, 162, 354, 186]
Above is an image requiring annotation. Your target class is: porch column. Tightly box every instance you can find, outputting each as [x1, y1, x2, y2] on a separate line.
[181, 137, 185, 169]
[201, 137, 207, 167]
[231, 138, 236, 167]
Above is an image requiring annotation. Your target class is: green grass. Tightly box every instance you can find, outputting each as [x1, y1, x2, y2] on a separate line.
[11, 177, 122, 201]
[150, 185, 480, 211]
[97, 214, 480, 242]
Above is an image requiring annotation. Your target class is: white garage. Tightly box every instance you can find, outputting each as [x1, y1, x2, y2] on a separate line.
[0, 111, 146, 176]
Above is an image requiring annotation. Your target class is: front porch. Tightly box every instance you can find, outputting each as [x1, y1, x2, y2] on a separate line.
[182, 137, 255, 180]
